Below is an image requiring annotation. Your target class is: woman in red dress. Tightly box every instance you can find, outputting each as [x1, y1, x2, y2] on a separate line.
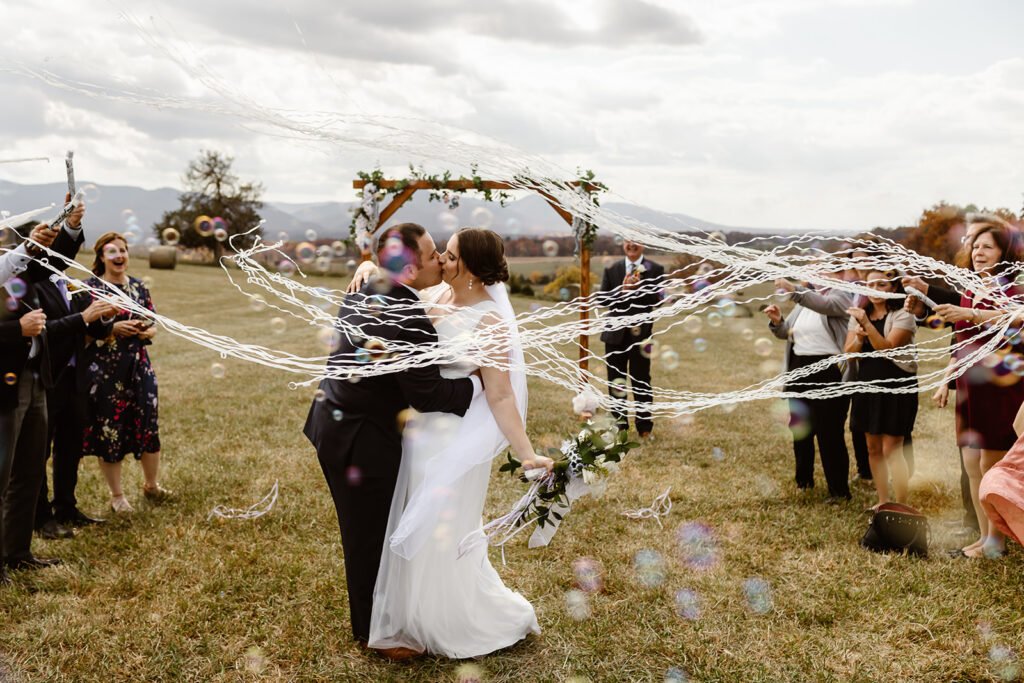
[934, 218, 1024, 558]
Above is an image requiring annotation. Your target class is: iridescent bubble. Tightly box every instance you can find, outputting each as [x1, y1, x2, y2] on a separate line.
[717, 298, 737, 317]
[470, 206, 493, 228]
[640, 339, 659, 359]
[243, 647, 265, 674]
[529, 302, 542, 313]
[673, 589, 701, 620]
[103, 244, 120, 261]
[633, 549, 666, 588]
[438, 211, 459, 232]
[693, 338, 708, 352]
[5, 298, 17, 312]
[6, 278, 26, 299]
[332, 409, 343, 421]
[542, 239, 559, 257]
[314, 388, 326, 402]
[740, 327, 755, 341]
[270, 317, 286, 334]
[346, 466, 362, 487]
[692, 279, 711, 292]
[122, 230, 139, 247]
[142, 276, 153, 289]
[706, 311, 723, 328]
[664, 667, 691, 683]
[505, 217, 521, 232]
[194, 215, 214, 236]
[572, 556, 605, 593]
[3, 372, 17, 386]
[315, 256, 332, 273]
[682, 315, 702, 334]
[144, 237, 159, 250]
[317, 327, 342, 353]
[753, 337, 773, 357]
[787, 399, 812, 440]
[121, 208, 136, 223]
[345, 259, 358, 275]
[676, 413, 695, 427]
[161, 228, 180, 246]
[213, 227, 229, 242]
[989, 644, 1021, 682]
[248, 294, 266, 312]
[210, 363, 226, 379]
[661, 349, 680, 370]
[925, 314, 944, 330]
[80, 183, 101, 203]
[613, 235, 624, 246]
[559, 287, 571, 301]
[277, 260, 296, 277]
[711, 447, 725, 461]
[295, 242, 316, 264]
[455, 663, 485, 683]
[305, 229, 317, 241]
[720, 402, 737, 414]
[742, 577, 773, 615]
[331, 240, 347, 258]
[565, 589, 591, 620]
[212, 216, 227, 231]
[675, 521, 719, 570]
[277, 231, 290, 242]
[708, 231, 725, 243]
[610, 377, 628, 398]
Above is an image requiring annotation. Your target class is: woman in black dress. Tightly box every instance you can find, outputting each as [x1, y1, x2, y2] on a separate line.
[844, 270, 918, 508]
[82, 232, 170, 513]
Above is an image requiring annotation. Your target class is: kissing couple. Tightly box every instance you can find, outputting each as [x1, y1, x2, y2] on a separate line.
[303, 223, 553, 660]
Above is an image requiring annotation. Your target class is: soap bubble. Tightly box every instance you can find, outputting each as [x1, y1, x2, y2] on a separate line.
[633, 549, 666, 588]
[161, 228, 180, 246]
[276, 231, 290, 242]
[314, 389, 326, 402]
[248, 294, 266, 312]
[210, 363, 226, 379]
[711, 447, 725, 461]
[740, 327, 755, 341]
[277, 260, 296, 277]
[214, 227, 229, 242]
[673, 589, 701, 620]
[243, 647, 265, 674]
[6, 278, 26, 299]
[640, 339, 659, 359]
[455, 663, 486, 683]
[661, 349, 680, 370]
[925, 314, 944, 330]
[693, 338, 708, 352]
[572, 556, 605, 592]
[332, 409, 343, 421]
[542, 240, 559, 257]
[316, 256, 332, 273]
[3, 372, 17, 386]
[295, 242, 316, 264]
[559, 287, 571, 301]
[122, 230, 139, 246]
[717, 298, 737, 317]
[317, 327, 342, 353]
[346, 259, 358, 275]
[331, 240, 347, 258]
[675, 521, 719, 570]
[706, 311, 723, 328]
[270, 317, 286, 334]
[753, 338, 773, 357]
[742, 577, 773, 615]
[470, 206, 493, 228]
[664, 667, 690, 683]
[304, 229, 317, 241]
[692, 279, 711, 292]
[438, 211, 459, 232]
[194, 215, 214, 236]
[614, 235, 624, 246]
[565, 589, 591, 620]
[682, 315, 702, 334]
[80, 183, 101, 204]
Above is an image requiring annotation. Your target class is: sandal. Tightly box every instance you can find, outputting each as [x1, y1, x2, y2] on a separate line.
[142, 483, 174, 502]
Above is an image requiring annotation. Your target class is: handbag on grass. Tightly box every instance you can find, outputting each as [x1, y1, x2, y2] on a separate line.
[860, 502, 929, 557]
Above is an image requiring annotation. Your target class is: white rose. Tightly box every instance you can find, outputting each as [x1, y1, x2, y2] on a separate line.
[582, 468, 598, 486]
[572, 390, 601, 415]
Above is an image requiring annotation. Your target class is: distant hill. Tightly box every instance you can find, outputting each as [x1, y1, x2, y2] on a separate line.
[0, 179, 797, 244]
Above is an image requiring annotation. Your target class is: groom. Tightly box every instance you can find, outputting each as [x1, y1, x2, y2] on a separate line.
[303, 222, 479, 654]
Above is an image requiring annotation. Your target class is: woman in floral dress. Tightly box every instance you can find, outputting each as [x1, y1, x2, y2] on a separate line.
[82, 232, 171, 513]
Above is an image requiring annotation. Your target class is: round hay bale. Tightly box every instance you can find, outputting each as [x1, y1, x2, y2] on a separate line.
[149, 246, 177, 270]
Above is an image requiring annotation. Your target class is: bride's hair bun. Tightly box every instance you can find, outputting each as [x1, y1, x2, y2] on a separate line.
[457, 227, 509, 286]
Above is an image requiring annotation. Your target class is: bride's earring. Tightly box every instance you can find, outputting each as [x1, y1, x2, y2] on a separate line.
[468, 277, 473, 290]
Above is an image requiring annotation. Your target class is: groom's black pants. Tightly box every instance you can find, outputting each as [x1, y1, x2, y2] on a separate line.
[318, 449, 397, 643]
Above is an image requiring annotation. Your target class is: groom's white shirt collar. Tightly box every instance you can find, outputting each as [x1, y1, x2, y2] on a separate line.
[625, 256, 644, 270]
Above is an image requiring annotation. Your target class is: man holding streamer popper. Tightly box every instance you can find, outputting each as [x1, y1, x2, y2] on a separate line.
[0, 191, 89, 585]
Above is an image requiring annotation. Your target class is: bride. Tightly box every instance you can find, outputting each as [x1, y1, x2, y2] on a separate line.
[352, 227, 552, 659]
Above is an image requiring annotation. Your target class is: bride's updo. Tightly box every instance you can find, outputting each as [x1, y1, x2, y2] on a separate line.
[457, 227, 509, 286]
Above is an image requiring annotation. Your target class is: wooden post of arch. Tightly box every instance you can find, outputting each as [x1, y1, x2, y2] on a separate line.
[353, 178, 598, 380]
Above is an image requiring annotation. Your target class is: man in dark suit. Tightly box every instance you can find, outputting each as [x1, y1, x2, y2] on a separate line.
[33, 274, 116, 538]
[303, 223, 479, 656]
[599, 240, 666, 438]
[1, 202, 86, 584]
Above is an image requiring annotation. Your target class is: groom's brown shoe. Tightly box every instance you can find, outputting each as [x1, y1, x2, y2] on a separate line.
[374, 646, 423, 661]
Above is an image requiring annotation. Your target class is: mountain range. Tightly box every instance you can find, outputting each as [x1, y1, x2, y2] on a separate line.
[0, 179, 788, 243]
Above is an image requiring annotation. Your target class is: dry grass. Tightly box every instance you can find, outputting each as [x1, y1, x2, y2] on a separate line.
[1, 259, 1022, 682]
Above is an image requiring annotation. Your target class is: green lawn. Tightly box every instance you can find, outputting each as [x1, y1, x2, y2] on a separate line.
[1, 258, 1021, 682]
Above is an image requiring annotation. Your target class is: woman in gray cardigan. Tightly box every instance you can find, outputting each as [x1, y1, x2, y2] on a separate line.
[764, 274, 853, 500]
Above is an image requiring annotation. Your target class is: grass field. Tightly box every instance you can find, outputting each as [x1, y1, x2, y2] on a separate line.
[1, 258, 1022, 682]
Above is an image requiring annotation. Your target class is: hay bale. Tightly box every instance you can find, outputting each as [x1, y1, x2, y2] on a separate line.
[149, 246, 177, 270]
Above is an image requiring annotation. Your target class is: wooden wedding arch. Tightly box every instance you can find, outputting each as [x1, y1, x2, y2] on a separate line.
[352, 177, 601, 377]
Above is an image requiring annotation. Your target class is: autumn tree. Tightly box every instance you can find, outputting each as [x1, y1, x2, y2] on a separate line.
[153, 150, 264, 261]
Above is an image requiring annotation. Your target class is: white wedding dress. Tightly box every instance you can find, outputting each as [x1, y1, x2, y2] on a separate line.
[367, 284, 540, 658]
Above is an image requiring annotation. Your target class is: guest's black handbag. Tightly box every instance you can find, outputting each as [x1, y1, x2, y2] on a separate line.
[860, 502, 929, 557]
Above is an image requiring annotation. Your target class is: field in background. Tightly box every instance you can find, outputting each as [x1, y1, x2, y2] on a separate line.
[0, 259, 1022, 681]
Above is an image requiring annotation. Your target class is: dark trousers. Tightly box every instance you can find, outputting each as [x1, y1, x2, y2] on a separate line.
[0, 369, 47, 564]
[605, 339, 653, 434]
[317, 448, 397, 643]
[35, 372, 86, 525]
[787, 355, 850, 498]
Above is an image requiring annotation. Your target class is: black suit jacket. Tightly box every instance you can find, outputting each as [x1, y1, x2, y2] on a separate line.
[598, 257, 667, 346]
[0, 228, 84, 410]
[35, 277, 112, 392]
[303, 282, 474, 478]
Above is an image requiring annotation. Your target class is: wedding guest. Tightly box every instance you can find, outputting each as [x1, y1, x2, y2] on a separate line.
[979, 418, 1024, 549]
[844, 270, 918, 508]
[931, 218, 1024, 558]
[598, 240, 666, 439]
[81, 232, 169, 514]
[1, 205, 86, 583]
[764, 262, 854, 501]
[33, 273, 116, 538]
[846, 246, 875, 483]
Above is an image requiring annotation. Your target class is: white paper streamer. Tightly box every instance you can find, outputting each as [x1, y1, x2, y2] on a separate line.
[622, 487, 673, 528]
[207, 480, 279, 520]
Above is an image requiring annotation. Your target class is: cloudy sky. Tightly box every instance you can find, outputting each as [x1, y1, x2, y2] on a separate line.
[1, 0, 1022, 232]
